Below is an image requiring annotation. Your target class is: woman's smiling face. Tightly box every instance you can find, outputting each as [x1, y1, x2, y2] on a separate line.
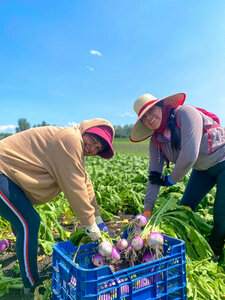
[82, 133, 103, 156]
[141, 105, 162, 130]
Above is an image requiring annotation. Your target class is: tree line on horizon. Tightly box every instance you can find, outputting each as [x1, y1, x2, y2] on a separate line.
[0, 118, 134, 139]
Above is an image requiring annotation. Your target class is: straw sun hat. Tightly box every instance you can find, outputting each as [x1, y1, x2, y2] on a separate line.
[129, 93, 186, 142]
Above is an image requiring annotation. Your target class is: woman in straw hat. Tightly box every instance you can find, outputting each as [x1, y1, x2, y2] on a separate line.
[130, 93, 225, 260]
[0, 118, 114, 299]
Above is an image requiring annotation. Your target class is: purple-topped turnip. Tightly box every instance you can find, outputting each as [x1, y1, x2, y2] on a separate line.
[92, 253, 104, 267]
[116, 238, 128, 251]
[147, 232, 164, 248]
[131, 236, 144, 251]
[135, 214, 148, 227]
[111, 247, 121, 260]
[0, 239, 9, 254]
[98, 241, 113, 257]
[142, 252, 155, 263]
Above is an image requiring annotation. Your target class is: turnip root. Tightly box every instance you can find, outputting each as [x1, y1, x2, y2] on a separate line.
[142, 252, 155, 263]
[127, 242, 131, 251]
[131, 236, 144, 251]
[0, 239, 9, 254]
[92, 253, 104, 267]
[135, 214, 148, 227]
[98, 241, 113, 257]
[147, 232, 164, 259]
[147, 232, 164, 248]
[111, 247, 121, 260]
[116, 238, 128, 251]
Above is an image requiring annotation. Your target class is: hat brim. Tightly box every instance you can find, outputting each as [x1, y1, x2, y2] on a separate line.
[98, 146, 114, 159]
[86, 127, 114, 159]
[129, 93, 186, 142]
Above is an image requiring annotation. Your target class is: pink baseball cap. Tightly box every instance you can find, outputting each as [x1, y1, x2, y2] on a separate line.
[86, 126, 114, 159]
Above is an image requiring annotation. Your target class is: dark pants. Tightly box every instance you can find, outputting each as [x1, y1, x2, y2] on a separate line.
[0, 172, 41, 288]
[180, 160, 225, 255]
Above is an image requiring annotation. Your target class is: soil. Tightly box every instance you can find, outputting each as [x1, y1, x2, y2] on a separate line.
[0, 214, 133, 299]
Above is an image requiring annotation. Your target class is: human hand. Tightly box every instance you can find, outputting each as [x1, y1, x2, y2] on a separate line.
[85, 222, 101, 241]
[144, 210, 152, 219]
[149, 171, 175, 187]
[121, 227, 133, 239]
[95, 216, 109, 233]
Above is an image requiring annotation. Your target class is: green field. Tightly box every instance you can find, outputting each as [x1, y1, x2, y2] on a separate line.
[113, 138, 149, 156]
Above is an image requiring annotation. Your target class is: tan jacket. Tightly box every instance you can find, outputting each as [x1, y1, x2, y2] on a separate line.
[0, 119, 114, 226]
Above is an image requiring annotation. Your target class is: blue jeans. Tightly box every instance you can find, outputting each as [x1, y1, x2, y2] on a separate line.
[180, 160, 225, 254]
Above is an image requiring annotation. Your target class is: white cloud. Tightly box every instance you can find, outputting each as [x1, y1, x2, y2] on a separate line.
[68, 122, 78, 127]
[0, 125, 16, 133]
[86, 65, 94, 71]
[118, 112, 135, 118]
[0, 125, 16, 131]
[90, 50, 102, 56]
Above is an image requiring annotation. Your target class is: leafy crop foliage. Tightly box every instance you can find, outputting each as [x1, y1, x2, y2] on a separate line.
[0, 153, 221, 257]
[0, 153, 224, 298]
[86, 153, 148, 216]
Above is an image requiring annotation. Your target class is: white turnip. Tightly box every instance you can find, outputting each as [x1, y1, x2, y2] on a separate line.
[98, 241, 113, 257]
[131, 236, 144, 251]
[147, 232, 164, 248]
[116, 238, 128, 251]
[135, 214, 148, 227]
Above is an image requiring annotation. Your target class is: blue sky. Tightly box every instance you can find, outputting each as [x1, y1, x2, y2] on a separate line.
[0, 0, 225, 133]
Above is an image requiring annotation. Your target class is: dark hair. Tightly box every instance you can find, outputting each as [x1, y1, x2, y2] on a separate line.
[88, 133, 108, 153]
[167, 108, 181, 151]
[155, 101, 164, 107]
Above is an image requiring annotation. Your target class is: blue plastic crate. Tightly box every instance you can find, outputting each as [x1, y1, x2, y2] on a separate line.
[52, 235, 186, 300]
